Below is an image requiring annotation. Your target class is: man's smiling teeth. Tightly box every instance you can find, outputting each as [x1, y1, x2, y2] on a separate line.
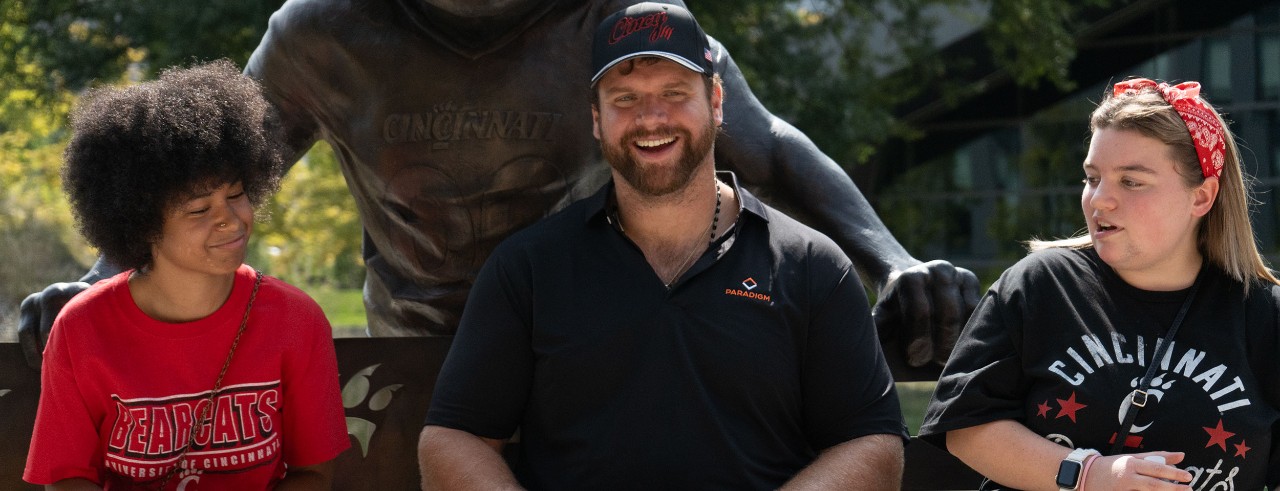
[1098, 220, 1116, 230]
[636, 136, 675, 148]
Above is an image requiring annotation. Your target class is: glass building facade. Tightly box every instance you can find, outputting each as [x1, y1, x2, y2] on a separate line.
[875, 3, 1280, 282]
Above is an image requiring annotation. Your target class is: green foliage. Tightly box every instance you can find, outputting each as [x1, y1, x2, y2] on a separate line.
[694, 0, 945, 168]
[253, 142, 364, 289]
[985, 0, 1111, 90]
[690, 0, 1111, 171]
[0, 109, 90, 334]
[1, 0, 1111, 324]
[0, 0, 292, 330]
[302, 287, 368, 333]
[875, 95, 1099, 269]
[986, 99, 1097, 249]
[874, 159, 973, 257]
[11, 0, 284, 95]
[0, 0, 89, 321]
[1, 0, 68, 136]
[896, 381, 937, 435]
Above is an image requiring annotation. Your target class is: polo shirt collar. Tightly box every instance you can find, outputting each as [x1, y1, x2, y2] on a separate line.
[585, 171, 770, 228]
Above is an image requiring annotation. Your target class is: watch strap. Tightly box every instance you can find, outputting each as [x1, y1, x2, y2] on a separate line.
[1056, 448, 1100, 490]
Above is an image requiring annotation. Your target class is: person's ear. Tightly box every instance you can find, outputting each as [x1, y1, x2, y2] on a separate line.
[592, 104, 601, 141]
[1191, 176, 1219, 217]
[711, 82, 723, 127]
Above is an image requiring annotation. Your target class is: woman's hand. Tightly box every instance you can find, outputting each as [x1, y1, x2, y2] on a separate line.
[1083, 452, 1194, 490]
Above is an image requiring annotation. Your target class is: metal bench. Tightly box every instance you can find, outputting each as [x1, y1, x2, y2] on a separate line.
[0, 338, 982, 489]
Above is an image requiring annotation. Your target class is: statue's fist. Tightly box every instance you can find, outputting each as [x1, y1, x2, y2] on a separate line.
[19, 282, 91, 370]
[872, 260, 980, 369]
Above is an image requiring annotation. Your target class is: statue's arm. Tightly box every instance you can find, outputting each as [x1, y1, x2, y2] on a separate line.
[710, 42, 907, 285]
[18, 257, 119, 369]
[244, 3, 323, 167]
[709, 38, 979, 373]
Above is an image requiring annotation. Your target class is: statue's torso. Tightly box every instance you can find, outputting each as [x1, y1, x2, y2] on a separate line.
[249, 0, 636, 333]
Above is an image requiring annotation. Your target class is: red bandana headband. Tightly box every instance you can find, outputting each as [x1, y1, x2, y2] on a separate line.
[1112, 78, 1226, 178]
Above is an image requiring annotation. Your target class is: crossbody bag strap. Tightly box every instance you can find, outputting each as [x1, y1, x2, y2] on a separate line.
[156, 269, 262, 489]
[1109, 267, 1203, 455]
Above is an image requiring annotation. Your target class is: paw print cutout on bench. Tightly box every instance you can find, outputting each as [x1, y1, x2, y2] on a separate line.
[341, 364, 404, 457]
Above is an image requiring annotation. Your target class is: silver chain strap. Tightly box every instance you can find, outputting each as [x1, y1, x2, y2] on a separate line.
[155, 270, 262, 490]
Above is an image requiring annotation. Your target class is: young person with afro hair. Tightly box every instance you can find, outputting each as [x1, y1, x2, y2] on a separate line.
[23, 59, 350, 490]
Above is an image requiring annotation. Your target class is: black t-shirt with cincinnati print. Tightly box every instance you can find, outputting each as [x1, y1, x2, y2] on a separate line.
[920, 247, 1280, 489]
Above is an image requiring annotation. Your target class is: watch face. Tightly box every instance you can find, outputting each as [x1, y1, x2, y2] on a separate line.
[1055, 460, 1083, 488]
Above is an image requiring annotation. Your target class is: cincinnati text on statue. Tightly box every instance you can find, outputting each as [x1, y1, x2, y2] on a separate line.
[383, 105, 562, 147]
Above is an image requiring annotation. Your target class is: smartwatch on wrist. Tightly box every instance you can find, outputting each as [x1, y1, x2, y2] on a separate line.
[1055, 448, 1101, 490]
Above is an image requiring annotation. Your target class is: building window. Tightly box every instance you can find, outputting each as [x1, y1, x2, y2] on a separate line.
[1273, 113, 1280, 178]
[1202, 37, 1233, 101]
[1133, 53, 1172, 82]
[1260, 34, 1279, 100]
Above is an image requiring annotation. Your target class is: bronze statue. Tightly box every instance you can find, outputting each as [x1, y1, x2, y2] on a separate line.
[22, 0, 978, 376]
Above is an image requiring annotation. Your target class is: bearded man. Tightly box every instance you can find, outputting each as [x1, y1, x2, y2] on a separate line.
[419, 5, 907, 489]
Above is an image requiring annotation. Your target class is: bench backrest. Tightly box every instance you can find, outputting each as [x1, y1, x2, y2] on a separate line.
[0, 338, 982, 489]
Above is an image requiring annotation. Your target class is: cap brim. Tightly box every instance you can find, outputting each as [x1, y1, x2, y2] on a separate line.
[590, 52, 707, 85]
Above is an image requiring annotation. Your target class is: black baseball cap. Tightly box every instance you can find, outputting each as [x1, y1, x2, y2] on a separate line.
[590, 2, 714, 85]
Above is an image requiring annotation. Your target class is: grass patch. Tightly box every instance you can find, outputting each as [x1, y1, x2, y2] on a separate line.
[897, 381, 937, 436]
[301, 287, 367, 336]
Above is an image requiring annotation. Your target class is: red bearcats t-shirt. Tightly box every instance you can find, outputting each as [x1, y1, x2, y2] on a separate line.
[25, 265, 350, 489]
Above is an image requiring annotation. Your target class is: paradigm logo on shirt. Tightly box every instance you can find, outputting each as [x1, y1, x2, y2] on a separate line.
[104, 380, 283, 481]
[725, 277, 770, 303]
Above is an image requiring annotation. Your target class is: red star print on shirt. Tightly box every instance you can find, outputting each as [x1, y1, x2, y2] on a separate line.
[1055, 392, 1087, 423]
[1037, 400, 1052, 418]
[1233, 439, 1250, 458]
[1203, 419, 1235, 451]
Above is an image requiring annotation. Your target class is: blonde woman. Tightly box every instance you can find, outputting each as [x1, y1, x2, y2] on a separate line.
[920, 79, 1279, 489]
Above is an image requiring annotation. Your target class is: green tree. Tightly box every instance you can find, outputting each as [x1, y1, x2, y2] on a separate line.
[0, 0, 89, 334]
[691, 0, 1110, 171]
[1, 0, 1115, 328]
[254, 142, 364, 289]
[11, 0, 283, 94]
[0, 0, 312, 334]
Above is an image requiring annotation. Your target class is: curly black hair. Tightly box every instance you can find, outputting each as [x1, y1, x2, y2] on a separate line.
[62, 59, 285, 271]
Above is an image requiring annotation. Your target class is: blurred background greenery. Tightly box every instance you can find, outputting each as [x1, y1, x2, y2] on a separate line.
[0, 0, 1120, 334]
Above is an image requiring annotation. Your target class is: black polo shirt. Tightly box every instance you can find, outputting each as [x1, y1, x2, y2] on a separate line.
[427, 172, 907, 490]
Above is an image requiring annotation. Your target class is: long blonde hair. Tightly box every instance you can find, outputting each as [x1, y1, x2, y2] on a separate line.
[1028, 83, 1279, 287]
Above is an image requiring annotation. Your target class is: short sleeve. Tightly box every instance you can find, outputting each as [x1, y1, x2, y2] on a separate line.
[280, 296, 351, 467]
[1250, 283, 1280, 487]
[24, 315, 106, 485]
[802, 265, 908, 449]
[425, 249, 534, 439]
[918, 270, 1030, 449]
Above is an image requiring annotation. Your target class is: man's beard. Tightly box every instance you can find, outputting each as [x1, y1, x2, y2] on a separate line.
[601, 118, 717, 197]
